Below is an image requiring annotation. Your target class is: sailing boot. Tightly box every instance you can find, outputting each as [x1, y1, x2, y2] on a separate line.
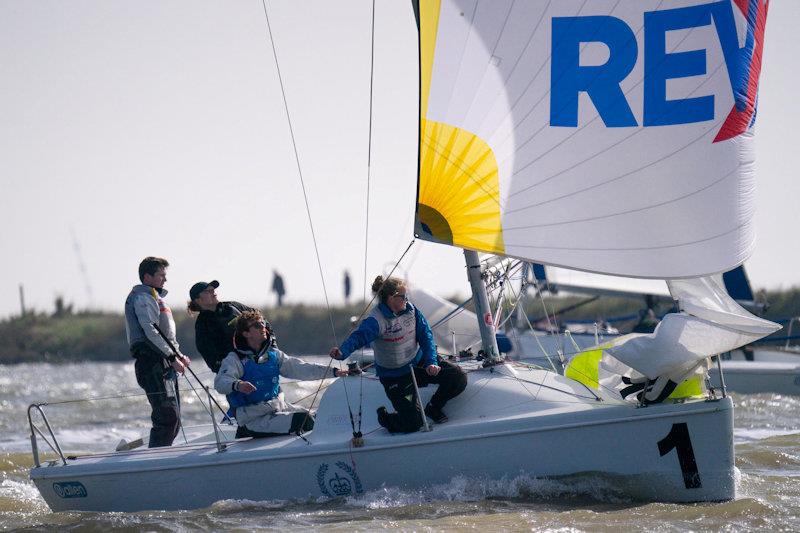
[376, 406, 390, 428]
[424, 403, 448, 424]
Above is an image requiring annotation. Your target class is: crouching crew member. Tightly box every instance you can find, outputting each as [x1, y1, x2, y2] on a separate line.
[330, 276, 467, 433]
[214, 310, 346, 438]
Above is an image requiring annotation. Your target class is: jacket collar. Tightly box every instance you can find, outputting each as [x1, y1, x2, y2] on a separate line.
[132, 284, 168, 298]
[235, 339, 270, 360]
[377, 301, 414, 318]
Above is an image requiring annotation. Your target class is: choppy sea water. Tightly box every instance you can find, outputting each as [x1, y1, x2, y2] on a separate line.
[1, 362, 799, 532]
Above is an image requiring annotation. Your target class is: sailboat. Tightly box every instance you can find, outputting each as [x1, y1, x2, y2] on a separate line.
[29, 0, 777, 511]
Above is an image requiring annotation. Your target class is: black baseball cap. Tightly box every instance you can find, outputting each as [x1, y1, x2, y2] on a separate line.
[189, 280, 219, 300]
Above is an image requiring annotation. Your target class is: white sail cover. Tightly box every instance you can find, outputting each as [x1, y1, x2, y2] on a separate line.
[605, 275, 780, 379]
[414, 0, 769, 279]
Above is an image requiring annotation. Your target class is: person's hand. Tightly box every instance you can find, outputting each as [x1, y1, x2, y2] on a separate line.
[237, 381, 257, 394]
[170, 358, 186, 374]
[333, 368, 348, 377]
[179, 353, 191, 367]
[426, 365, 441, 377]
[329, 347, 343, 360]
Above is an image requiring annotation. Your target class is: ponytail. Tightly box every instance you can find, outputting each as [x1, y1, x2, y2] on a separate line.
[372, 275, 405, 304]
[187, 300, 201, 316]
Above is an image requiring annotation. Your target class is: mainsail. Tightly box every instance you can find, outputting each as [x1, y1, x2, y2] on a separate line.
[414, 0, 768, 280]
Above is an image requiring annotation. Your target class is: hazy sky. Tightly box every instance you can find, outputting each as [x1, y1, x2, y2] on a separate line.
[1, 1, 798, 319]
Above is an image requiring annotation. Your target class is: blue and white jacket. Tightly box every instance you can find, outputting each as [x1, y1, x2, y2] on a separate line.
[339, 302, 437, 378]
[214, 342, 336, 421]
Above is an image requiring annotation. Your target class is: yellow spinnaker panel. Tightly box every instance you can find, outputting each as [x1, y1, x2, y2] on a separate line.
[418, 119, 505, 254]
[416, 0, 504, 254]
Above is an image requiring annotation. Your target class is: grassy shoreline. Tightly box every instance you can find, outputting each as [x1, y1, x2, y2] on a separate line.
[2, 287, 798, 364]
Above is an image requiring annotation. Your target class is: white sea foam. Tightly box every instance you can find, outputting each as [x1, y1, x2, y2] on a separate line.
[734, 427, 799, 443]
[0, 479, 46, 508]
[344, 472, 629, 509]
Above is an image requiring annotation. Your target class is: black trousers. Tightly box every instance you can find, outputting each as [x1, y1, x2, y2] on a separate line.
[378, 358, 467, 433]
[133, 347, 180, 448]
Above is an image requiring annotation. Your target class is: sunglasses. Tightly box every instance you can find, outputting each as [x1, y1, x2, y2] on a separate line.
[393, 292, 408, 301]
[248, 321, 267, 331]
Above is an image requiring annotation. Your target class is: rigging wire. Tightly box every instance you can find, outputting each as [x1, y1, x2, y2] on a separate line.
[259, 0, 338, 348]
[259, 0, 362, 440]
[362, 0, 376, 306]
[355, 0, 378, 439]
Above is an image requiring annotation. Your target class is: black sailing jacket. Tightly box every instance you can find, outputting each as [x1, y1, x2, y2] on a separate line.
[195, 301, 255, 373]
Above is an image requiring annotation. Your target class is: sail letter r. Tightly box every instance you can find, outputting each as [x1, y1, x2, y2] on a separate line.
[550, 16, 638, 128]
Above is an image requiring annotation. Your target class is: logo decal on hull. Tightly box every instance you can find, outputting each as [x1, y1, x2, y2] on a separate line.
[53, 481, 87, 498]
[316, 461, 363, 497]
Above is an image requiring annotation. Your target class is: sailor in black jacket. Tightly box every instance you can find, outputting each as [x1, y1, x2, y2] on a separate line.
[188, 280, 260, 373]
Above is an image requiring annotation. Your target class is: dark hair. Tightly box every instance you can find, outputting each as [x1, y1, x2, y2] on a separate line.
[138, 256, 169, 282]
[187, 300, 202, 316]
[371, 276, 406, 304]
[234, 310, 271, 349]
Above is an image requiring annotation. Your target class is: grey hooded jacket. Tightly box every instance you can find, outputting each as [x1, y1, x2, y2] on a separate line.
[124, 284, 180, 358]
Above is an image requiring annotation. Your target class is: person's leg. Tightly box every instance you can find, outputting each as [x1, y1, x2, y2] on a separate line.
[416, 359, 467, 422]
[289, 411, 315, 433]
[134, 357, 180, 447]
[379, 373, 423, 433]
[238, 410, 314, 438]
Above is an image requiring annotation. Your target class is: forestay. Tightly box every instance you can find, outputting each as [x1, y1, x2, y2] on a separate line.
[414, 0, 768, 280]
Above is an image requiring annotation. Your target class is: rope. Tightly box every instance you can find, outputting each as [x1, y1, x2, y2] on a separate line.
[182, 375, 230, 427]
[351, 240, 416, 327]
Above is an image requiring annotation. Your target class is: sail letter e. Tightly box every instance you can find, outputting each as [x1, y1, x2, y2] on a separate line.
[550, 16, 638, 128]
[643, 4, 715, 126]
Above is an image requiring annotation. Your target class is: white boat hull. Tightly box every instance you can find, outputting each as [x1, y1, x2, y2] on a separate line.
[31, 365, 735, 511]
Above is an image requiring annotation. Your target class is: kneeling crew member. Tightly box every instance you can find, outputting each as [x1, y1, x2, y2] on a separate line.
[330, 276, 467, 433]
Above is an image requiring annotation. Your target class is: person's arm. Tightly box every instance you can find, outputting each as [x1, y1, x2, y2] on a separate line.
[214, 353, 245, 394]
[277, 350, 341, 380]
[330, 317, 381, 360]
[415, 309, 438, 368]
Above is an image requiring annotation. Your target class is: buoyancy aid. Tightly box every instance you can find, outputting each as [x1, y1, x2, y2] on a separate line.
[370, 305, 419, 370]
[227, 349, 281, 412]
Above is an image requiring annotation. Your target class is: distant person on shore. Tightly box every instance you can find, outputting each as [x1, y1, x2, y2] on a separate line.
[343, 270, 351, 304]
[187, 280, 260, 373]
[329, 276, 467, 433]
[271, 270, 286, 307]
[214, 310, 346, 438]
[124, 256, 190, 448]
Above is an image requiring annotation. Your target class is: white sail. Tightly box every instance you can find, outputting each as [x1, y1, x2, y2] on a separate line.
[415, 0, 768, 279]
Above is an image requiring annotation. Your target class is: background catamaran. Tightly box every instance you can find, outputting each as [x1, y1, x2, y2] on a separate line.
[29, 0, 777, 511]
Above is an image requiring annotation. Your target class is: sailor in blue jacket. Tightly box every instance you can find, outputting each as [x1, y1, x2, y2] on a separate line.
[330, 276, 467, 433]
[215, 310, 346, 438]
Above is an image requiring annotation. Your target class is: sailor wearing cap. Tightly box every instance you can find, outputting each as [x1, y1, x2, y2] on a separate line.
[187, 279, 257, 373]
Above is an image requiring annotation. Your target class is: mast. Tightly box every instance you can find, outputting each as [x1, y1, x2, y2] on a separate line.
[463, 250, 500, 362]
